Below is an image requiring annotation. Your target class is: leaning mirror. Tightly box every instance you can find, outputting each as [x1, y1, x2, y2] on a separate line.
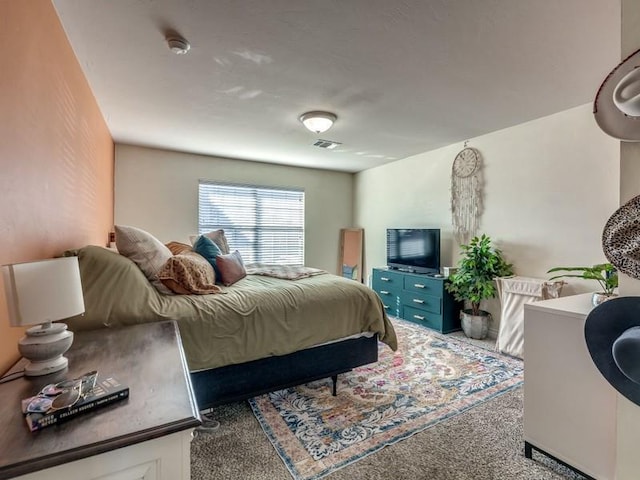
[339, 228, 363, 282]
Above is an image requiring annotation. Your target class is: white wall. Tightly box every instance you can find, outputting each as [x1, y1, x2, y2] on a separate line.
[615, 2, 640, 477]
[115, 144, 354, 272]
[115, 106, 619, 332]
[355, 103, 619, 333]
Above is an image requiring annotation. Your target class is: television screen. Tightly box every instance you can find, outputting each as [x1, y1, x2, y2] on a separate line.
[386, 228, 440, 274]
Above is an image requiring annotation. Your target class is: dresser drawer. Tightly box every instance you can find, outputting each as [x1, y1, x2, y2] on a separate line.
[403, 276, 442, 295]
[373, 284, 401, 298]
[376, 289, 400, 316]
[372, 269, 404, 292]
[403, 306, 443, 331]
[401, 291, 441, 315]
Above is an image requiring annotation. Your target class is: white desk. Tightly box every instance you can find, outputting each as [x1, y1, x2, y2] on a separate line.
[523, 293, 617, 479]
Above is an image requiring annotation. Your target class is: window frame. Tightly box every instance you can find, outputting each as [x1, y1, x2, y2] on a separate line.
[198, 180, 305, 266]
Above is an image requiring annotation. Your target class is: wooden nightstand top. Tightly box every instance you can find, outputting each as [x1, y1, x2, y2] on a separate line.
[0, 321, 200, 479]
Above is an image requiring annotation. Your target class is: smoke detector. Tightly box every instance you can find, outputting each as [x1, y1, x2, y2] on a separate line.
[167, 36, 190, 55]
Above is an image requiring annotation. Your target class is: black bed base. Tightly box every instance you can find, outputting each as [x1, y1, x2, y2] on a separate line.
[191, 334, 379, 410]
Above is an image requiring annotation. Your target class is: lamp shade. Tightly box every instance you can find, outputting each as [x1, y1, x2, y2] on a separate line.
[2, 257, 84, 327]
[299, 111, 337, 134]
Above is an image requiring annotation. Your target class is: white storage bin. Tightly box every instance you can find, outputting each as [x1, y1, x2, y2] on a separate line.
[496, 276, 564, 359]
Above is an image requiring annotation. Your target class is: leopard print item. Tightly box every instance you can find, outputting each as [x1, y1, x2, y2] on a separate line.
[602, 194, 640, 280]
[158, 251, 222, 294]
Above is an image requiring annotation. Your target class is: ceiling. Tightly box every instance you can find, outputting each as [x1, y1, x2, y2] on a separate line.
[52, 0, 620, 173]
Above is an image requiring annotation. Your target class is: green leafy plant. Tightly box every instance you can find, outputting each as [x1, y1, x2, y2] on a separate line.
[547, 263, 618, 295]
[445, 234, 514, 316]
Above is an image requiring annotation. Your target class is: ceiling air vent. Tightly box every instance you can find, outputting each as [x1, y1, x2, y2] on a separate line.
[313, 139, 342, 150]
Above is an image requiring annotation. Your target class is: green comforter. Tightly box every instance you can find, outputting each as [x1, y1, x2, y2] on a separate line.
[67, 246, 397, 371]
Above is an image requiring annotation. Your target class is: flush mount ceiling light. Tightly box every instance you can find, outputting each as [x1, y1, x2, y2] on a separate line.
[299, 111, 337, 134]
[167, 35, 191, 55]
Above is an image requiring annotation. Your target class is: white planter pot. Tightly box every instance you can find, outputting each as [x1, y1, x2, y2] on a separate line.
[461, 310, 490, 340]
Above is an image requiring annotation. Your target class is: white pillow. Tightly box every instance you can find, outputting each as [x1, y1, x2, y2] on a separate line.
[115, 225, 173, 295]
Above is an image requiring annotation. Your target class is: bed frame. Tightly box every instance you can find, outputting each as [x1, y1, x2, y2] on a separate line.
[190, 334, 379, 410]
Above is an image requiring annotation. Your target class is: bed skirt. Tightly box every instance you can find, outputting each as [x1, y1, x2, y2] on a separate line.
[191, 334, 379, 410]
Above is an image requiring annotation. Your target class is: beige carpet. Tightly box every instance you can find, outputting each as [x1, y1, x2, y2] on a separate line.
[246, 319, 524, 480]
[191, 329, 583, 480]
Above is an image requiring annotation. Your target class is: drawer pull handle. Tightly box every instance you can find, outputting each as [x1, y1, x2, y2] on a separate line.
[414, 283, 426, 289]
[413, 314, 425, 320]
[380, 290, 390, 295]
[412, 299, 425, 304]
[381, 277, 390, 281]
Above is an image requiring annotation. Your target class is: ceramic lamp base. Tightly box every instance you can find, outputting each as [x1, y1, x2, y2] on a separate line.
[23, 355, 69, 376]
[18, 325, 73, 377]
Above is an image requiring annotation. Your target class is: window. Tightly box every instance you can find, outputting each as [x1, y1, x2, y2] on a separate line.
[198, 181, 305, 265]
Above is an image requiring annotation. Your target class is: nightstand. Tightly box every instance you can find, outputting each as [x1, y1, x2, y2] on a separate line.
[0, 321, 200, 480]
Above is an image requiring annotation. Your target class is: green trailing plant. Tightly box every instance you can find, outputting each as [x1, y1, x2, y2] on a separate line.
[547, 263, 618, 295]
[445, 234, 514, 316]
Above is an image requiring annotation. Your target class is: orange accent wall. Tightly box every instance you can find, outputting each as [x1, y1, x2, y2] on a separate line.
[0, 1, 114, 373]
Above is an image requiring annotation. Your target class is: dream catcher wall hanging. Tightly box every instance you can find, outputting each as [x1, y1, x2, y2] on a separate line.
[451, 145, 483, 244]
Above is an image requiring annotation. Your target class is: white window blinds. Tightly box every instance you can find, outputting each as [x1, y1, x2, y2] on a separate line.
[198, 181, 305, 265]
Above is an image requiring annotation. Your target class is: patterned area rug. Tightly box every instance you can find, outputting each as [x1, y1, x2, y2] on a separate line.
[248, 318, 524, 480]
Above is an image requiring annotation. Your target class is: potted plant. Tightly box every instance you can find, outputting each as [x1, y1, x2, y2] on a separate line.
[547, 263, 618, 306]
[446, 234, 514, 339]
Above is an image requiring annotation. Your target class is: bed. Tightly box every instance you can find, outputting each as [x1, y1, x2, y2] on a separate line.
[66, 246, 397, 410]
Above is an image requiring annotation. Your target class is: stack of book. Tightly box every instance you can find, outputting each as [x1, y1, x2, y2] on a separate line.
[21, 371, 129, 432]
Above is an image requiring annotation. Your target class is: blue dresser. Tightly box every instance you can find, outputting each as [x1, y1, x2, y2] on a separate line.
[372, 267, 462, 333]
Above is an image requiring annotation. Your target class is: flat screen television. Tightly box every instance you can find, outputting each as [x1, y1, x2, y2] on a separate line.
[386, 228, 441, 274]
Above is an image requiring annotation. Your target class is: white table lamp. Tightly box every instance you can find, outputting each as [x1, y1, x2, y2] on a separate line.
[2, 257, 84, 376]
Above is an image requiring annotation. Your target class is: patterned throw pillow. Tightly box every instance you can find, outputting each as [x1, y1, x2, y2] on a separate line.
[216, 250, 247, 286]
[158, 251, 221, 295]
[204, 229, 230, 255]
